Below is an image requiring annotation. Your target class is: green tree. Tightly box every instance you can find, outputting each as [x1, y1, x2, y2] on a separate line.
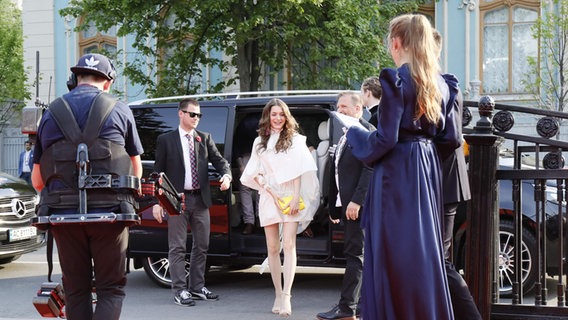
[524, 0, 568, 112]
[0, 0, 30, 132]
[61, 0, 417, 97]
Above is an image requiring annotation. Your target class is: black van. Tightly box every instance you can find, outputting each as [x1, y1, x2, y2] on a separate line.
[127, 91, 347, 287]
[126, 91, 553, 297]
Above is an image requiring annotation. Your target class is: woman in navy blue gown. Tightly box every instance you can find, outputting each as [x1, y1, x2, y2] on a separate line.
[346, 14, 461, 320]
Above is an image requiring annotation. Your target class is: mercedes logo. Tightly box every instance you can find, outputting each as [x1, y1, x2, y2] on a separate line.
[11, 199, 26, 218]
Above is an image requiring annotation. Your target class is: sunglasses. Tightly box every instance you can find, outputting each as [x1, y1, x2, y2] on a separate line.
[181, 110, 203, 118]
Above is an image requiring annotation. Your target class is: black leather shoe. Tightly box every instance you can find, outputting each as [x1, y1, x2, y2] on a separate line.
[316, 305, 356, 320]
[242, 223, 254, 235]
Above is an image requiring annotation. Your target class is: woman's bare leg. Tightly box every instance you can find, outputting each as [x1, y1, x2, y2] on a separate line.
[264, 224, 282, 313]
[280, 222, 298, 316]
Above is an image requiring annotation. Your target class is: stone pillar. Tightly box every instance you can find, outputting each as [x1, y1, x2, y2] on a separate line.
[469, 79, 481, 101]
[463, 95, 503, 320]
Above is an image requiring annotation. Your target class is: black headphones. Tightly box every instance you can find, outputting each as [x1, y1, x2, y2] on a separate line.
[108, 60, 117, 81]
[66, 73, 77, 91]
[66, 58, 116, 91]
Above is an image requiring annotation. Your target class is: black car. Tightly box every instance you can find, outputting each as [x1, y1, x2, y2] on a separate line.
[453, 155, 565, 296]
[0, 171, 46, 264]
[127, 92, 347, 287]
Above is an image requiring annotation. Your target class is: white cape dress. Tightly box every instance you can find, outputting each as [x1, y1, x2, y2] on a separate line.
[240, 133, 320, 234]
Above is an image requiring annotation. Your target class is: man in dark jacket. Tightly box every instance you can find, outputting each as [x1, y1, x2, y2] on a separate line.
[152, 98, 232, 306]
[441, 87, 482, 320]
[360, 76, 381, 127]
[18, 140, 34, 184]
[317, 92, 374, 320]
[32, 53, 143, 320]
[434, 28, 482, 320]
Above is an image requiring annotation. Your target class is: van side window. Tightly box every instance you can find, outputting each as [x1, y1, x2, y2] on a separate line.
[200, 107, 229, 155]
[132, 107, 178, 161]
[132, 106, 229, 160]
[294, 113, 328, 150]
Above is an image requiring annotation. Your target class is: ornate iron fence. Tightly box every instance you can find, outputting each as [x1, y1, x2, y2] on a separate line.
[463, 96, 568, 319]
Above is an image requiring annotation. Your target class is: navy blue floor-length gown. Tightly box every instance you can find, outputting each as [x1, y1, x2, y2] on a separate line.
[346, 64, 460, 320]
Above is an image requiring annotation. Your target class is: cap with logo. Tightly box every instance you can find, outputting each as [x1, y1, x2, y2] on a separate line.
[70, 53, 116, 80]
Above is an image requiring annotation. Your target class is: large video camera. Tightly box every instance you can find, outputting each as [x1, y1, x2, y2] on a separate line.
[32, 282, 66, 318]
[138, 172, 185, 215]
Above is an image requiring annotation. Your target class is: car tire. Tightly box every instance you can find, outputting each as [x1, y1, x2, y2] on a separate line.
[142, 256, 190, 288]
[498, 219, 538, 296]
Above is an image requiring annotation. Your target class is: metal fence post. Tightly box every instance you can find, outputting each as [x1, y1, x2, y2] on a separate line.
[463, 95, 503, 319]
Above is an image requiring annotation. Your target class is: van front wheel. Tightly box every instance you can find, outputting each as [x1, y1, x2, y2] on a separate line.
[142, 256, 190, 288]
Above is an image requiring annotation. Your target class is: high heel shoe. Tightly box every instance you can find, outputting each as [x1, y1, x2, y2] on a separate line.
[272, 293, 282, 314]
[279, 293, 291, 317]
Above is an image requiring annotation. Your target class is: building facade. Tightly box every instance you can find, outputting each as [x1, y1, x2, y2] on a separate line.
[19, 0, 547, 105]
[0, 0, 555, 174]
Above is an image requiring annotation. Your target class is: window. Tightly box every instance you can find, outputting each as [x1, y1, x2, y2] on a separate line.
[78, 18, 117, 55]
[418, 0, 435, 24]
[131, 105, 229, 161]
[480, 1, 539, 94]
[156, 13, 206, 94]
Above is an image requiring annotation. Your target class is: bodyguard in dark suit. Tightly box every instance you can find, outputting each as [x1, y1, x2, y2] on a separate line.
[441, 85, 482, 320]
[430, 28, 480, 318]
[152, 98, 232, 306]
[317, 92, 374, 320]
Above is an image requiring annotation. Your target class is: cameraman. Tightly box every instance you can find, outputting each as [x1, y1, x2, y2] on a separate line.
[31, 53, 143, 320]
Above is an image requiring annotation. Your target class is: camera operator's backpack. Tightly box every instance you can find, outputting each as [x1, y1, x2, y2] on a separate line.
[36, 92, 139, 284]
[38, 92, 135, 214]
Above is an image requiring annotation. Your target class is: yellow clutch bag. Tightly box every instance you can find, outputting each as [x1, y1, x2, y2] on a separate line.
[278, 196, 305, 215]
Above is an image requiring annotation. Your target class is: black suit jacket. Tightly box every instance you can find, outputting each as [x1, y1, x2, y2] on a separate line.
[442, 88, 471, 206]
[368, 104, 379, 127]
[154, 129, 231, 208]
[329, 119, 375, 220]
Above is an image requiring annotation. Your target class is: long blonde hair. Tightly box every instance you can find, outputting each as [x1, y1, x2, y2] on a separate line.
[389, 14, 441, 124]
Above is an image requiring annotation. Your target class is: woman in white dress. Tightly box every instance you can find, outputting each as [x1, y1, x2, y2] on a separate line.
[241, 98, 319, 317]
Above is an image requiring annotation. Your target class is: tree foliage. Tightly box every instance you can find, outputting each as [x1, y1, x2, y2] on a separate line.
[0, 0, 29, 131]
[61, 0, 417, 97]
[524, 0, 568, 112]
